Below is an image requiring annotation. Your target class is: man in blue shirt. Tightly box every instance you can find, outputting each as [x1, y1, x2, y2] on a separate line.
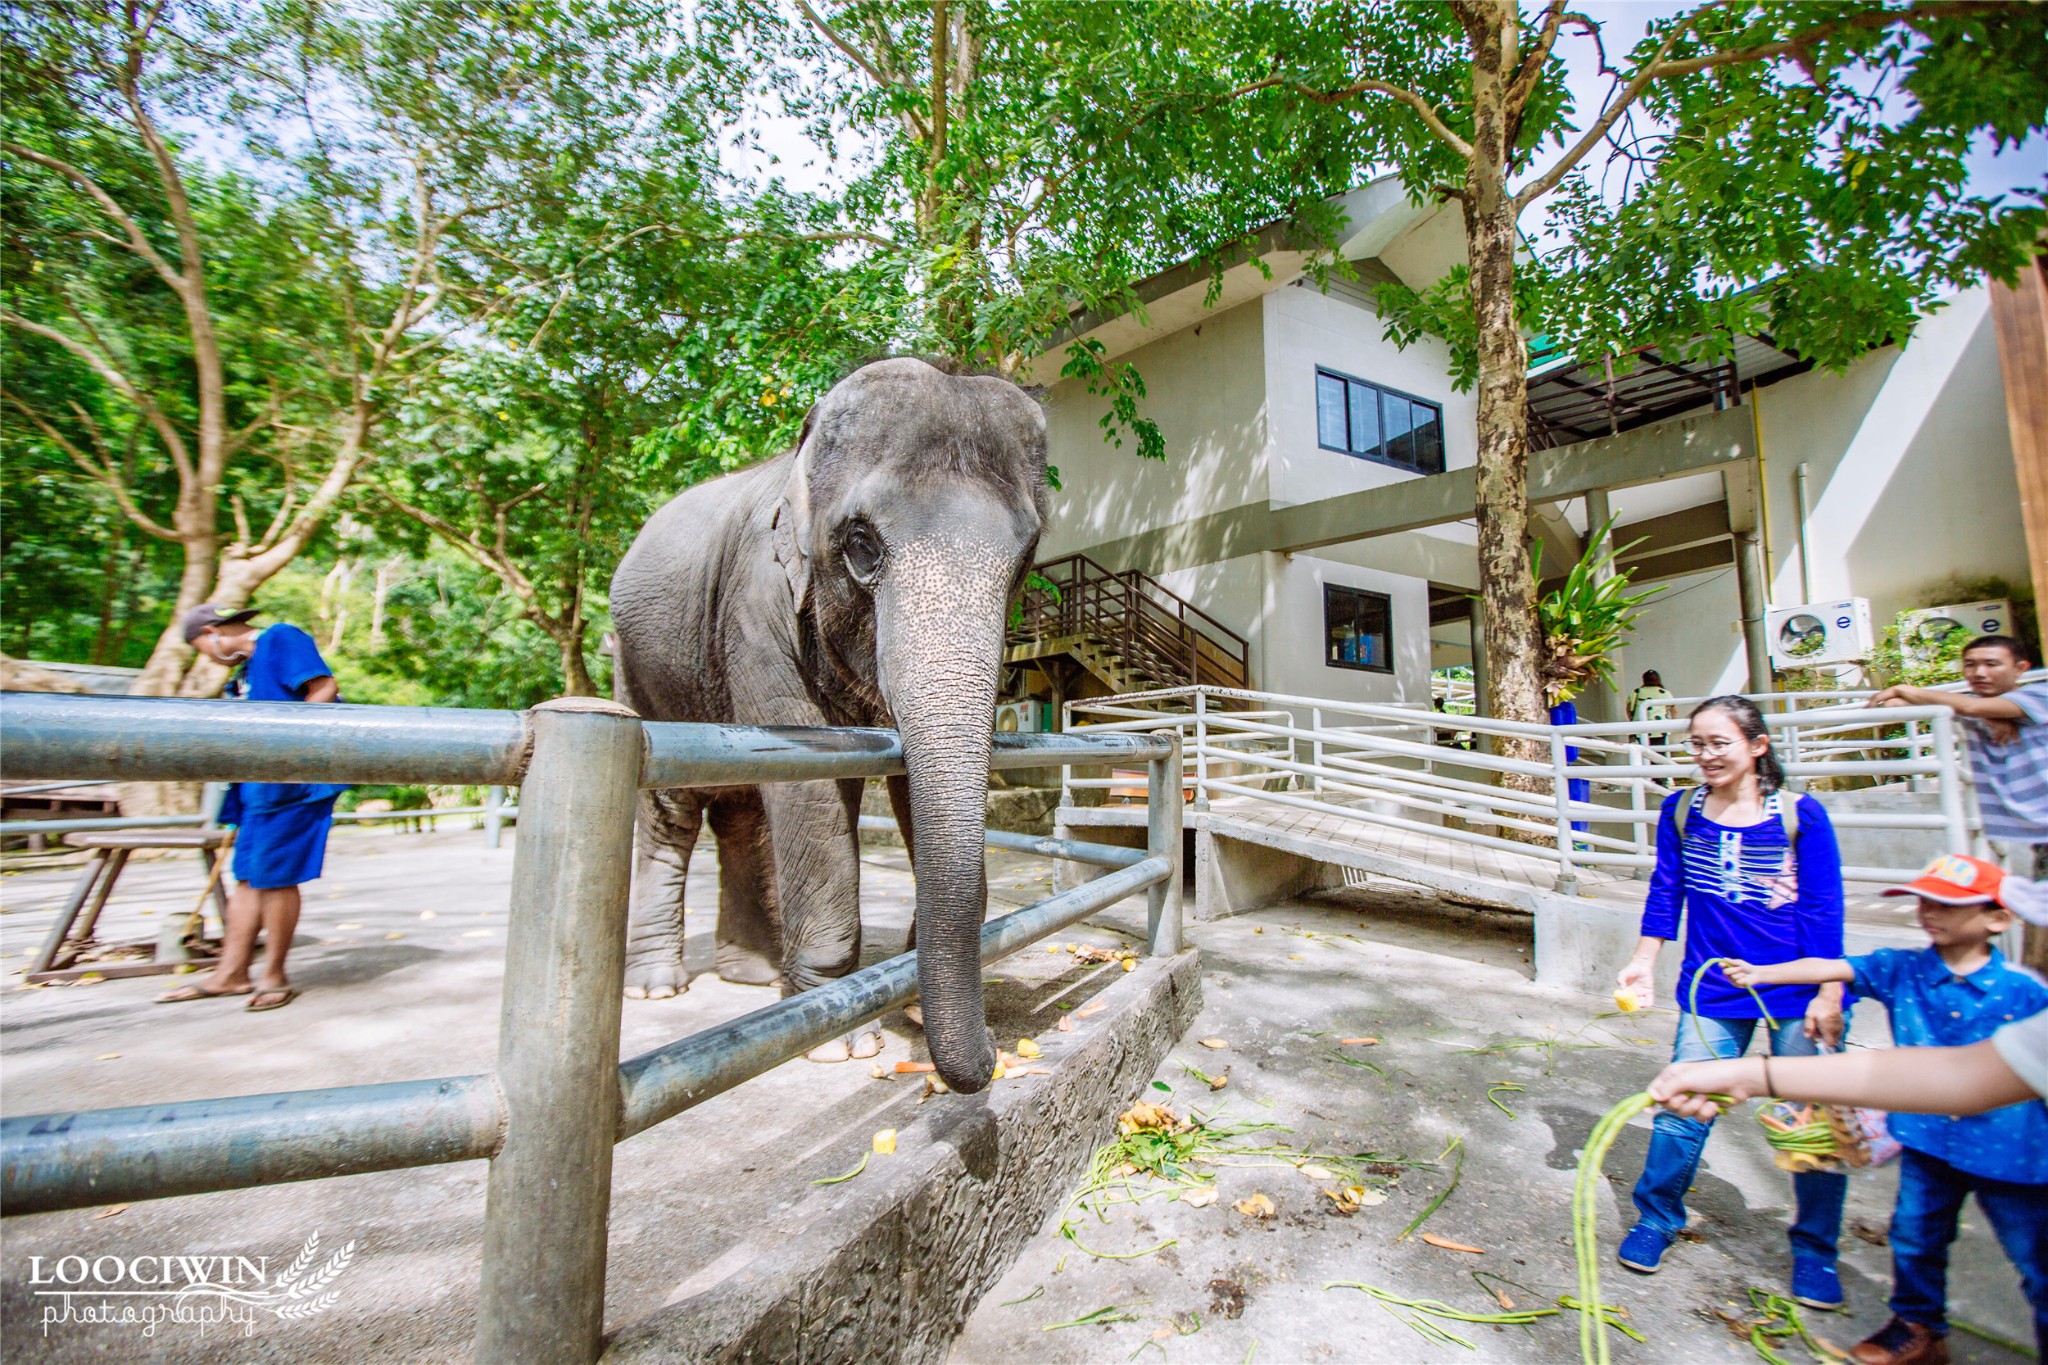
[1724, 854, 2048, 1365]
[156, 605, 345, 1013]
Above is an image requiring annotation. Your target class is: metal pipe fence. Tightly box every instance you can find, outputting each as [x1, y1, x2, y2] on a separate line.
[0, 691, 1180, 1364]
[1060, 684, 1977, 890]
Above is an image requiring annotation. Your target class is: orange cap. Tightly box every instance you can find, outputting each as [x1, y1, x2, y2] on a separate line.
[1880, 854, 2005, 906]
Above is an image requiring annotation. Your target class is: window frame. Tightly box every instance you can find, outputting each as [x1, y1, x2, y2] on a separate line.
[1323, 583, 1395, 675]
[1313, 366, 1446, 475]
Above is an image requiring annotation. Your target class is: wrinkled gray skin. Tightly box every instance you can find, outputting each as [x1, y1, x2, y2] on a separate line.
[609, 358, 1047, 1095]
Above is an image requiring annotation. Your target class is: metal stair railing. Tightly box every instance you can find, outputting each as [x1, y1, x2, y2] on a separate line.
[1010, 554, 1250, 692]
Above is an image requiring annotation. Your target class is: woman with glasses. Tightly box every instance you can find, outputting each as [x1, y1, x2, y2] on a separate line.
[1612, 695, 1851, 1311]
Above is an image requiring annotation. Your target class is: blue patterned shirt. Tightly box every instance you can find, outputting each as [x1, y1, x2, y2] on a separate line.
[1849, 946, 2048, 1184]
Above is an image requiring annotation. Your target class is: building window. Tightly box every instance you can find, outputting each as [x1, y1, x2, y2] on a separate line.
[1315, 368, 1445, 474]
[1324, 584, 1393, 673]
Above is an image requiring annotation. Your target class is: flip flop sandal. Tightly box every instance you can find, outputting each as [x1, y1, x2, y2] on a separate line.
[155, 982, 254, 1004]
[245, 987, 300, 1013]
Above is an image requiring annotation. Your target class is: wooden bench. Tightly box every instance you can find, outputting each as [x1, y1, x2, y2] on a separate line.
[28, 829, 231, 984]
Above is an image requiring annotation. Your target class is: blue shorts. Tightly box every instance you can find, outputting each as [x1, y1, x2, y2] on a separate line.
[231, 797, 339, 890]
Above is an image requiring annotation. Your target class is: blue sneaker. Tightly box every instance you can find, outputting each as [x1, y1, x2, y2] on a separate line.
[1791, 1257, 1843, 1310]
[1616, 1224, 1673, 1273]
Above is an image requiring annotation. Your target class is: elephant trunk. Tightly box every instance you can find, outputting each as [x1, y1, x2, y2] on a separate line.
[876, 538, 1011, 1094]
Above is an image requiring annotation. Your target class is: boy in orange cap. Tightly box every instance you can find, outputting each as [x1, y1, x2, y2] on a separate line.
[1719, 854, 2047, 1365]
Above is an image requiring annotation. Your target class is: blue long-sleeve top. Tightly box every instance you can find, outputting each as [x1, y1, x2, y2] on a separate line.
[1640, 788, 1845, 1019]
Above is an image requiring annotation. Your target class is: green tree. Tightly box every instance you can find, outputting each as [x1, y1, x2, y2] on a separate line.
[1066, 1, 2045, 774]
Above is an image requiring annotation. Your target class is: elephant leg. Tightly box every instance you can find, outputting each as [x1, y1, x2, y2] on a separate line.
[886, 773, 924, 1028]
[624, 788, 702, 999]
[709, 791, 782, 986]
[762, 778, 881, 1062]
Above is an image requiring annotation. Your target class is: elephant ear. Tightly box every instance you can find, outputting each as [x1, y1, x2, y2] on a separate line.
[771, 423, 815, 612]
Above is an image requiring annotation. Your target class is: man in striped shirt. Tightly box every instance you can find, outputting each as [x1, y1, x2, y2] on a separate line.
[1870, 634, 2048, 885]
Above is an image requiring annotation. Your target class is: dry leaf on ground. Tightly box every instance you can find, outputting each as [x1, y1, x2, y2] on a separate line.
[1340, 1037, 1379, 1046]
[95, 1053, 120, 1062]
[1015, 1038, 1041, 1058]
[91, 1205, 127, 1220]
[1182, 1188, 1219, 1208]
[1353, 1188, 1387, 1206]
[1198, 1038, 1229, 1050]
[1419, 1233, 1485, 1254]
[1299, 1164, 1335, 1180]
[872, 1129, 897, 1155]
[1056, 1014, 1075, 1033]
[1118, 1101, 1178, 1134]
[1075, 1000, 1107, 1019]
[1233, 1193, 1276, 1220]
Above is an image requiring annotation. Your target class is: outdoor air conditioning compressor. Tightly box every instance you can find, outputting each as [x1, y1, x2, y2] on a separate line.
[994, 699, 1050, 733]
[1766, 598, 1875, 669]
[1899, 599, 2015, 667]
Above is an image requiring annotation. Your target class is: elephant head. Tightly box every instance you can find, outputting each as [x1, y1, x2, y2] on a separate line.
[773, 358, 1047, 1093]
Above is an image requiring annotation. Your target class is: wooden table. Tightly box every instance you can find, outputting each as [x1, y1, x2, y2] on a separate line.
[27, 829, 231, 984]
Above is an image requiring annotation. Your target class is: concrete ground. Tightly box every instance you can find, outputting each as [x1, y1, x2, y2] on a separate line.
[0, 831, 2034, 1364]
[0, 825, 1126, 1362]
[950, 881, 2036, 1365]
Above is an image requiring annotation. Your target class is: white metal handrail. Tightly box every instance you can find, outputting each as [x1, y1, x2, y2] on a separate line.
[1061, 684, 1980, 893]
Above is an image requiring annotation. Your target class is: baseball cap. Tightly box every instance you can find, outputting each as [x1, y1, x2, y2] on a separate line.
[1880, 854, 2005, 906]
[181, 604, 261, 644]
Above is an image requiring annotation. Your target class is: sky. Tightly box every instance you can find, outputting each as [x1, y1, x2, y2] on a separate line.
[723, 3, 2047, 224]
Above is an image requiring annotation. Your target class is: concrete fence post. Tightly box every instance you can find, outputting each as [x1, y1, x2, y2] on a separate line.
[475, 698, 642, 1365]
[484, 784, 508, 849]
[1147, 729, 1184, 957]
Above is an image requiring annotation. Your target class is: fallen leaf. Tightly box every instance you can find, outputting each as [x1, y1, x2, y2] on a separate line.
[1340, 1037, 1379, 1047]
[991, 1062, 1007, 1080]
[1354, 1188, 1387, 1206]
[1488, 1285, 1515, 1310]
[1056, 1014, 1075, 1033]
[1015, 1038, 1041, 1059]
[1299, 1164, 1335, 1180]
[1233, 1193, 1276, 1220]
[1419, 1234, 1486, 1255]
[91, 1205, 127, 1220]
[420, 910, 438, 920]
[1287, 953, 1305, 961]
[1182, 1187, 1219, 1208]
[1198, 1038, 1229, 1050]
[95, 1053, 120, 1062]
[1045, 944, 1062, 953]
[921, 1075, 950, 1097]
[1075, 1000, 1107, 1019]
[1119, 1101, 1179, 1133]
[903, 1004, 923, 1027]
[337, 923, 364, 931]
[385, 932, 405, 940]
[869, 1063, 890, 1080]
[1206, 1067, 1230, 1091]
[873, 1129, 897, 1155]
[1253, 927, 1263, 933]
[1810, 1334, 1850, 1361]
[1326, 1186, 1360, 1214]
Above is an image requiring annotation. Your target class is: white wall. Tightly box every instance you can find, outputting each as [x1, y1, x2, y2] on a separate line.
[1610, 566, 1749, 702]
[1152, 554, 1268, 683]
[1039, 301, 1268, 560]
[1261, 284, 1477, 511]
[1260, 553, 1432, 707]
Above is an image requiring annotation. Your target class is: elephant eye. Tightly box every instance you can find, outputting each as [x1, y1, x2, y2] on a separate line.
[842, 523, 883, 586]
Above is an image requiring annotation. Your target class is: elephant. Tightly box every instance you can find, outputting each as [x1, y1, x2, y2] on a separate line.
[608, 357, 1047, 1095]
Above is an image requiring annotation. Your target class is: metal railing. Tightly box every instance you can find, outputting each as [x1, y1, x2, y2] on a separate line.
[0, 691, 1181, 1363]
[0, 783, 520, 844]
[1009, 552, 1251, 691]
[1060, 684, 1975, 893]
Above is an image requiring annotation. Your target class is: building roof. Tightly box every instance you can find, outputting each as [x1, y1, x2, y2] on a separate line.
[1524, 335, 1811, 448]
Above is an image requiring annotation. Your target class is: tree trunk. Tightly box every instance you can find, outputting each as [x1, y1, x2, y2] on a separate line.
[558, 630, 595, 697]
[1461, 4, 1544, 797]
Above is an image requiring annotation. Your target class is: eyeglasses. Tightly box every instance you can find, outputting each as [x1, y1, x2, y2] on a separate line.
[1685, 737, 1746, 757]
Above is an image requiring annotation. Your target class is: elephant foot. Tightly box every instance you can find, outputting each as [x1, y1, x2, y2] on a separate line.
[902, 1004, 924, 1029]
[714, 945, 783, 987]
[623, 960, 685, 1000]
[806, 1029, 885, 1063]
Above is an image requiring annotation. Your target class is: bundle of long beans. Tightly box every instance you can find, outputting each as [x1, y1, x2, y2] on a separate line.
[1686, 958, 1846, 1166]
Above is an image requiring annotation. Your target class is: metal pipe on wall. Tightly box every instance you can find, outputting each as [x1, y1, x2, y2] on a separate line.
[1794, 461, 1815, 604]
[1734, 530, 1773, 694]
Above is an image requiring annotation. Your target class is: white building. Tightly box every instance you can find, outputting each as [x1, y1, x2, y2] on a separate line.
[1005, 178, 2038, 725]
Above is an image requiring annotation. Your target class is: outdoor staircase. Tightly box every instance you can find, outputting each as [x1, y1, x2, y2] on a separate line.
[1005, 553, 1250, 699]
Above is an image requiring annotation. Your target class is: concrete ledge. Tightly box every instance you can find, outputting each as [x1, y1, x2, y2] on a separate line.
[602, 950, 1205, 1365]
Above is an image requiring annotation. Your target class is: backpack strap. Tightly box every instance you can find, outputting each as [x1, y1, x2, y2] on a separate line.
[1776, 790, 1800, 845]
[1672, 784, 1706, 839]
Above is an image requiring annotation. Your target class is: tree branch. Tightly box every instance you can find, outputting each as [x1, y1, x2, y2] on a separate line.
[2, 391, 180, 540]
[1227, 74, 1474, 160]
[2, 307, 195, 480]
[795, 0, 930, 139]
[1, 141, 183, 287]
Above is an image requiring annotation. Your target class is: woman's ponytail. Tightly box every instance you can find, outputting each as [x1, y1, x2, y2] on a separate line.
[1691, 694, 1783, 794]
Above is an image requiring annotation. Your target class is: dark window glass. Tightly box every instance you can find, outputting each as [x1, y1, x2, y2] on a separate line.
[1347, 379, 1379, 457]
[1314, 368, 1444, 475]
[1412, 404, 1444, 473]
[1316, 373, 1348, 450]
[1381, 392, 1417, 468]
[1324, 584, 1394, 673]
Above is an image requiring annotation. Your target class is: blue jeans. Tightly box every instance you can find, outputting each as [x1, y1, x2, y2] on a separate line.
[1630, 1013, 1847, 1265]
[1890, 1146, 2048, 1358]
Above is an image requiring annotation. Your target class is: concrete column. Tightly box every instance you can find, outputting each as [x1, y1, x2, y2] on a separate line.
[1733, 530, 1772, 694]
[1586, 488, 1622, 721]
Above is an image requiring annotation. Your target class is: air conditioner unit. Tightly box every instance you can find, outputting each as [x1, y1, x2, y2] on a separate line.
[994, 699, 1049, 734]
[1900, 600, 2015, 667]
[1766, 598, 1874, 669]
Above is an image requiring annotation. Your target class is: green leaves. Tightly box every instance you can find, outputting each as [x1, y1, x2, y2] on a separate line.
[1535, 517, 1664, 707]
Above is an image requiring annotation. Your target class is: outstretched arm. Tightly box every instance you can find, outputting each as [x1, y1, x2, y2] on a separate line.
[1866, 685, 2023, 721]
[1722, 957, 1854, 988]
[1650, 1043, 2038, 1120]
